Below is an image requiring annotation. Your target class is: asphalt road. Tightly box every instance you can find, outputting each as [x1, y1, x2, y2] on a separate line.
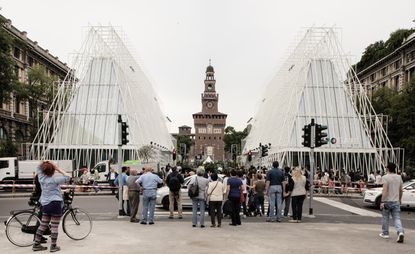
[1, 195, 413, 229]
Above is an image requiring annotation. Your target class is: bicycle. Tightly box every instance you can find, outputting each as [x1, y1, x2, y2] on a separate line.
[4, 188, 93, 247]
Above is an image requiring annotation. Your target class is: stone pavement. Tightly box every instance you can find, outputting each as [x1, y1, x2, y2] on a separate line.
[0, 220, 413, 254]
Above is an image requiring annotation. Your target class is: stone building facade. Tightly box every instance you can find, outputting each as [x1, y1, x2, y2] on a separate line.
[357, 32, 415, 97]
[193, 64, 227, 161]
[0, 15, 70, 156]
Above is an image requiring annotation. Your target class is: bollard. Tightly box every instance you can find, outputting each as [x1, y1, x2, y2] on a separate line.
[12, 180, 15, 196]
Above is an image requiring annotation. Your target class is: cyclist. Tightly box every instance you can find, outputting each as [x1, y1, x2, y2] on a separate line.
[32, 161, 70, 252]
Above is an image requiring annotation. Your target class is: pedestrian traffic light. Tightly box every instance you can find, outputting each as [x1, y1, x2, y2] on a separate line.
[172, 149, 177, 161]
[261, 145, 268, 157]
[302, 124, 311, 147]
[247, 150, 252, 162]
[315, 124, 328, 147]
[121, 122, 129, 145]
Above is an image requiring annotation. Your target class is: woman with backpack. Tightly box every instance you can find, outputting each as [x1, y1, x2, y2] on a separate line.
[289, 167, 307, 223]
[188, 167, 209, 228]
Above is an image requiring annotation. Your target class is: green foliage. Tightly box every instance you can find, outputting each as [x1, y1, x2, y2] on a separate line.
[223, 126, 248, 153]
[0, 19, 18, 103]
[175, 134, 192, 156]
[0, 140, 17, 157]
[354, 28, 415, 73]
[371, 78, 415, 169]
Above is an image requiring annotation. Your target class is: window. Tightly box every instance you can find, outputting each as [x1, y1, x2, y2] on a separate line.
[15, 99, 20, 114]
[381, 67, 387, 77]
[14, 130, 24, 142]
[198, 128, 206, 134]
[213, 128, 221, 134]
[0, 127, 8, 140]
[93, 164, 106, 173]
[370, 73, 376, 82]
[207, 124, 213, 134]
[394, 75, 400, 91]
[394, 60, 401, 70]
[0, 160, 9, 169]
[13, 47, 21, 60]
[28, 56, 34, 67]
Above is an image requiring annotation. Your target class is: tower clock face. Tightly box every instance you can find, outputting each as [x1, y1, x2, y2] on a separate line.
[207, 84, 213, 90]
[207, 102, 213, 108]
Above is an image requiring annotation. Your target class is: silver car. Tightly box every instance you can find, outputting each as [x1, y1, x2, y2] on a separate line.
[156, 174, 223, 210]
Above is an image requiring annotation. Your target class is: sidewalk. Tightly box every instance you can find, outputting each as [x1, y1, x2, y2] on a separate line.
[1, 220, 413, 254]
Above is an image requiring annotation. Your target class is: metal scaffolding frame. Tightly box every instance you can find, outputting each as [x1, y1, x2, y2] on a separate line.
[29, 26, 173, 169]
[243, 27, 402, 174]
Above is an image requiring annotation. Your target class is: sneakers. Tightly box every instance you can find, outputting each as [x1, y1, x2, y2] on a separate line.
[32, 243, 47, 251]
[289, 219, 297, 223]
[168, 216, 174, 219]
[50, 245, 61, 252]
[397, 232, 404, 243]
[379, 233, 390, 239]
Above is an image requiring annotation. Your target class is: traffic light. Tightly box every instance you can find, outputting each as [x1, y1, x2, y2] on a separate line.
[261, 145, 268, 157]
[247, 150, 252, 162]
[231, 144, 237, 161]
[172, 149, 177, 161]
[121, 122, 129, 145]
[315, 124, 328, 147]
[302, 124, 311, 147]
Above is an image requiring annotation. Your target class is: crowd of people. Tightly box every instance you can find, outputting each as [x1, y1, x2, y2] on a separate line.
[28, 160, 407, 252]
[110, 161, 311, 227]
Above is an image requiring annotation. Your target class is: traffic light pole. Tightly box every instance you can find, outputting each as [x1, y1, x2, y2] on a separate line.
[117, 115, 123, 216]
[308, 147, 315, 217]
[308, 119, 316, 217]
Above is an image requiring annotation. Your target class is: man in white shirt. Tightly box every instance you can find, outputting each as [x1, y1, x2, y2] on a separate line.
[379, 162, 404, 243]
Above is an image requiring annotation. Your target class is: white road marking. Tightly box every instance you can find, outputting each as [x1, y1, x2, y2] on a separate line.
[314, 197, 381, 217]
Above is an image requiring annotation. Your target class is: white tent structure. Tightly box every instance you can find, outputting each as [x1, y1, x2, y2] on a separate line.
[243, 28, 403, 174]
[29, 26, 173, 169]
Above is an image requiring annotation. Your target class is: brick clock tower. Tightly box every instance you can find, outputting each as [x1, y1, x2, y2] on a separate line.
[193, 62, 227, 161]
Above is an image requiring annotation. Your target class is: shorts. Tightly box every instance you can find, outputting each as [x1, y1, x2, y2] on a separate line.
[42, 201, 64, 216]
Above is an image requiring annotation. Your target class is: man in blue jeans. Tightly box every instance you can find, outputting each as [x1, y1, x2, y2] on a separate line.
[265, 161, 285, 222]
[379, 162, 404, 243]
[136, 167, 163, 225]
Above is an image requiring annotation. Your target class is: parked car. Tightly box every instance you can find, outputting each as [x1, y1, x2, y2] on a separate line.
[363, 179, 415, 208]
[156, 174, 224, 210]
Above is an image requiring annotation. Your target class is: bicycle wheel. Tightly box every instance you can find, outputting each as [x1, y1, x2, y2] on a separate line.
[62, 208, 92, 240]
[5, 211, 41, 247]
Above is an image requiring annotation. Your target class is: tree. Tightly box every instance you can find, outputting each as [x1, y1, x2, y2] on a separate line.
[16, 65, 58, 139]
[371, 78, 415, 171]
[353, 28, 415, 73]
[137, 145, 154, 163]
[0, 140, 17, 157]
[223, 126, 249, 154]
[0, 17, 19, 104]
[175, 134, 192, 158]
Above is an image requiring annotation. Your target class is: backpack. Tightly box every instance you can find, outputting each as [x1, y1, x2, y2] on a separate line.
[188, 177, 199, 198]
[168, 173, 181, 193]
[305, 179, 311, 191]
[287, 176, 294, 193]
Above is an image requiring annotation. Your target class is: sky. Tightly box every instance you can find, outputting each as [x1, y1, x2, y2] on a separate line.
[1, 0, 414, 133]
